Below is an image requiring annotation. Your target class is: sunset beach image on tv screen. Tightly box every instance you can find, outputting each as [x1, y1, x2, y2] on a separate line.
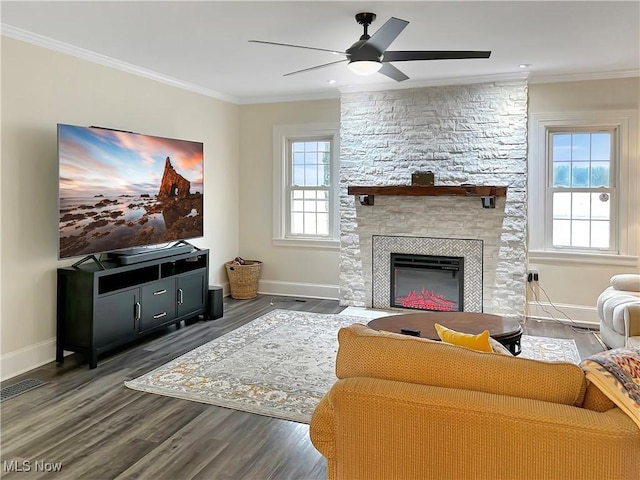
[58, 124, 204, 259]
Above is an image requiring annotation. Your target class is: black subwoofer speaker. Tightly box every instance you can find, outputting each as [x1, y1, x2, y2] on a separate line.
[207, 286, 223, 320]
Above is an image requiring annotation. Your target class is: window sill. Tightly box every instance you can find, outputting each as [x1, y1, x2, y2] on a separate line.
[528, 250, 638, 267]
[273, 238, 340, 250]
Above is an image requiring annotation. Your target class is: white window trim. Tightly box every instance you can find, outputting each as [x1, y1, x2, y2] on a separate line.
[273, 123, 340, 249]
[528, 110, 638, 266]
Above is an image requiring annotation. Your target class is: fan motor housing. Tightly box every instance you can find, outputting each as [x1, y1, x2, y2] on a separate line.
[355, 12, 376, 26]
[346, 41, 383, 62]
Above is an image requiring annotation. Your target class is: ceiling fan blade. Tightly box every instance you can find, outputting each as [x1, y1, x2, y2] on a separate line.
[249, 40, 344, 55]
[283, 59, 348, 77]
[378, 63, 409, 82]
[366, 17, 409, 52]
[383, 50, 492, 62]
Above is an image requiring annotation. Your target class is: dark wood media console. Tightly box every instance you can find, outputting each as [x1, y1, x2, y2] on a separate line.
[57, 248, 209, 368]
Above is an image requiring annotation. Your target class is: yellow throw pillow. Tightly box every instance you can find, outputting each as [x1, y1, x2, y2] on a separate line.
[434, 323, 494, 353]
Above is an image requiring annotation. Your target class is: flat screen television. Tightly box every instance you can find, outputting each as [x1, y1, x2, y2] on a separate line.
[58, 124, 204, 260]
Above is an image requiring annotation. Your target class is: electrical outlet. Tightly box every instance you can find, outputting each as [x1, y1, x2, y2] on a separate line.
[527, 269, 539, 283]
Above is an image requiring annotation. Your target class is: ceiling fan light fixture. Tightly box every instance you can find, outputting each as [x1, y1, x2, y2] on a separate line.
[253, 13, 491, 83]
[347, 60, 382, 76]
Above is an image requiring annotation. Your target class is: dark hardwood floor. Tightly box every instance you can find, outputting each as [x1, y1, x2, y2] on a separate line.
[1, 296, 605, 480]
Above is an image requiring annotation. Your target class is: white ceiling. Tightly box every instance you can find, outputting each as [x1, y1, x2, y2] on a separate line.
[2, 1, 639, 104]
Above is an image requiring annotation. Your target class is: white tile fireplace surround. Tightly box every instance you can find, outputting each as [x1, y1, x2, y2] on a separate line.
[338, 81, 528, 317]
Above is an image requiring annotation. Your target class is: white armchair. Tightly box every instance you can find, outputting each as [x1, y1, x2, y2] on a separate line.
[597, 274, 640, 348]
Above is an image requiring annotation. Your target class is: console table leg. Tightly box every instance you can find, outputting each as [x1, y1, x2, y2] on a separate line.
[89, 350, 98, 369]
[56, 344, 64, 364]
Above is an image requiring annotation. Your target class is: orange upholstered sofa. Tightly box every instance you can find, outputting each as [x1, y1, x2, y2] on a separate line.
[310, 324, 640, 480]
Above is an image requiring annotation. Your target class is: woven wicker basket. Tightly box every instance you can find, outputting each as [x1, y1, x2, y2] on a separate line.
[225, 260, 262, 299]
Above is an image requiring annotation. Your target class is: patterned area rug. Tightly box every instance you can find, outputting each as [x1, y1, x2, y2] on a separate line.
[125, 309, 581, 424]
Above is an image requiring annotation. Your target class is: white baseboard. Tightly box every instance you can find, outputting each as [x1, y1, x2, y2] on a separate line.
[1, 338, 68, 382]
[257, 280, 339, 300]
[526, 301, 599, 328]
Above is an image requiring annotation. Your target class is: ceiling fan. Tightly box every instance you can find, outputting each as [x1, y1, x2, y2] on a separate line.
[249, 12, 491, 82]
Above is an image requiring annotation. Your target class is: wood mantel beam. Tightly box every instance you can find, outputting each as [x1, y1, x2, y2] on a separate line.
[347, 185, 508, 208]
[347, 185, 508, 197]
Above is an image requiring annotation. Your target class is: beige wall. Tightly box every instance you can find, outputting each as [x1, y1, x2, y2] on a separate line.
[238, 100, 340, 297]
[529, 77, 639, 112]
[527, 77, 640, 324]
[1, 37, 240, 379]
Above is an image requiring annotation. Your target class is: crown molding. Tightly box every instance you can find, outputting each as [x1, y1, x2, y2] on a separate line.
[529, 70, 640, 84]
[338, 71, 530, 94]
[1, 24, 240, 104]
[237, 89, 340, 105]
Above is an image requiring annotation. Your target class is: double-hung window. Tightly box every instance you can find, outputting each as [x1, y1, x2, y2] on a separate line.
[548, 129, 615, 250]
[273, 123, 339, 247]
[288, 139, 332, 237]
[529, 111, 637, 263]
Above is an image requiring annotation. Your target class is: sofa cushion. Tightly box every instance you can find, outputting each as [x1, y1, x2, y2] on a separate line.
[611, 274, 640, 292]
[337, 324, 587, 406]
[582, 381, 616, 412]
[434, 322, 494, 352]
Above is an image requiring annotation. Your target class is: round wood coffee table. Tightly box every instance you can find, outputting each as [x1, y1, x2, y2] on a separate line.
[367, 311, 523, 355]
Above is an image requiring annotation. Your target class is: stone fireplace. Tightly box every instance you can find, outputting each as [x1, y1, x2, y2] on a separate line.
[338, 81, 528, 318]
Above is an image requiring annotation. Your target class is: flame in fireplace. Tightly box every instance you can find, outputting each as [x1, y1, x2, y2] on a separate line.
[398, 288, 457, 312]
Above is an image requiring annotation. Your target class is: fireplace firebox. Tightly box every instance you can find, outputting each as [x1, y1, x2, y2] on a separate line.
[390, 253, 464, 312]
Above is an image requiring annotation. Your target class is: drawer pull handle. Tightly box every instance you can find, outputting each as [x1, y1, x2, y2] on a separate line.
[178, 288, 184, 305]
[135, 302, 141, 322]
[153, 289, 167, 296]
[153, 312, 167, 319]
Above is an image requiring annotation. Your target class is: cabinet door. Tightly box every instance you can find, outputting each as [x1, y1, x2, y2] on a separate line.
[94, 289, 139, 348]
[177, 270, 206, 318]
[140, 278, 177, 333]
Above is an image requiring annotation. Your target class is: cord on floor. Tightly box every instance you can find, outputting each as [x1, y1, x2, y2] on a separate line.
[527, 281, 598, 334]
